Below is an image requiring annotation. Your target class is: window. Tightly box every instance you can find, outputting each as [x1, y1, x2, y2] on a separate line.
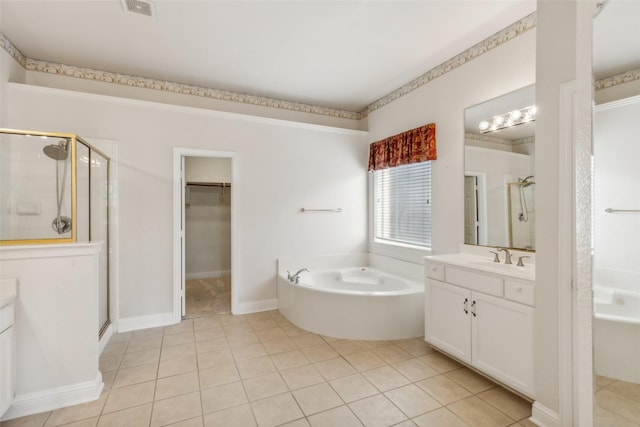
[373, 161, 432, 248]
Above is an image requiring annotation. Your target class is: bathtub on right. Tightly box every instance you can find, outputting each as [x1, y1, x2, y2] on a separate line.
[593, 267, 640, 383]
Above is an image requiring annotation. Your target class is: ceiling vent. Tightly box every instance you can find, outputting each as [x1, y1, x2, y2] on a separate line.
[122, 0, 154, 17]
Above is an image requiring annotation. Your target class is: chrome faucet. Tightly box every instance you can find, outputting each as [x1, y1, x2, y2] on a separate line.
[497, 248, 512, 265]
[288, 268, 310, 284]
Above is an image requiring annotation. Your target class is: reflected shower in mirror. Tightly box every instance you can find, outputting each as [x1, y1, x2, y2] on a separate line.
[464, 85, 535, 251]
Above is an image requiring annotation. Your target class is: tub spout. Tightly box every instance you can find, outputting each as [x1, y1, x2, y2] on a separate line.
[290, 268, 310, 284]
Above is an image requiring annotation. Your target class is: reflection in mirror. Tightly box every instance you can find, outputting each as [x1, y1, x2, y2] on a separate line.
[464, 85, 535, 251]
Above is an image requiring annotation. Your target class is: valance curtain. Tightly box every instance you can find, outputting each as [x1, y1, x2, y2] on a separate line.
[367, 123, 436, 172]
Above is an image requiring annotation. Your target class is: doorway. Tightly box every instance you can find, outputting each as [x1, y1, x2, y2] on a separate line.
[173, 148, 238, 322]
[184, 157, 232, 318]
[463, 172, 487, 246]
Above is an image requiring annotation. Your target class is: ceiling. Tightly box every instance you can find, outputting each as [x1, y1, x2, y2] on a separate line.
[1, 0, 538, 113]
[593, 0, 640, 79]
[1, 1, 636, 114]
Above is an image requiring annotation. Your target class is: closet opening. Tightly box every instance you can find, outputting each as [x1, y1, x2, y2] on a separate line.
[173, 149, 237, 322]
[184, 157, 232, 318]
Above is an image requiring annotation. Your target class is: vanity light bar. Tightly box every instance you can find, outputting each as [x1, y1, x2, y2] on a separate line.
[479, 105, 537, 134]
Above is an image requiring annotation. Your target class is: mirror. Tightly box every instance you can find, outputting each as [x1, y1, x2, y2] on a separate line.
[464, 85, 535, 251]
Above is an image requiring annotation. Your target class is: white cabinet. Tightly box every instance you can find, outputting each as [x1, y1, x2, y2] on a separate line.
[426, 279, 471, 363]
[425, 261, 534, 398]
[472, 291, 533, 396]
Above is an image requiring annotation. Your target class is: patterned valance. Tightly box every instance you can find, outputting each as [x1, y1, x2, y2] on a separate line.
[367, 123, 436, 172]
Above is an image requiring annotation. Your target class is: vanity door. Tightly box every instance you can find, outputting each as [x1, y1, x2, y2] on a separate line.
[471, 291, 534, 396]
[425, 279, 472, 363]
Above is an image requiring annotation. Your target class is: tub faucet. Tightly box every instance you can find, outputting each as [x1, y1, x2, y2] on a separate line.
[289, 268, 310, 284]
[497, 248, 512, 265]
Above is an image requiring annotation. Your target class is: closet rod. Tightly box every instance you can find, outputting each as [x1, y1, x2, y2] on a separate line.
[186, 182, 231, 188]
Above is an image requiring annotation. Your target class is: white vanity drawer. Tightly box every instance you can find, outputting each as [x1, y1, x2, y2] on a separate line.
[425, 262, 445, 281]
[505, 280, 535, 306]
[445, 267, 503, 297]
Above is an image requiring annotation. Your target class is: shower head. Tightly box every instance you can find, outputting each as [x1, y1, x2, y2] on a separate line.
[43, 140, 69, 160]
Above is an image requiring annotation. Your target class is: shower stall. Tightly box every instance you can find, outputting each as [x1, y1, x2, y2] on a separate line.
[506, 176, 535, 250]
[0, 129, 111, 337]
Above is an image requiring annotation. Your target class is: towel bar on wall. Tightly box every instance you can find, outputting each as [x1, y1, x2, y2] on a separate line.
[300, 208, 343, 213]
[605, 208, 640, 213]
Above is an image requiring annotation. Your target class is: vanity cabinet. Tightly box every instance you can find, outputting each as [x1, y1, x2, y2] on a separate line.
[425, 260, 534, 398]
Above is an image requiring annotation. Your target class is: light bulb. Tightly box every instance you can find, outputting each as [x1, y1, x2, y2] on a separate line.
[479, 121, 490, 131]
[510, 109, 522, 121]
[493, 116, 505, 126]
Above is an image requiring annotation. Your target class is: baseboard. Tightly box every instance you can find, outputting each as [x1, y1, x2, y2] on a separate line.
[117, 312, 176, 333]
[185, 270, 231, 280]
[235, 298, 278, 315]
[98, 323, 114, 355]
[530, 401, 561, 427]
[1, 372, 103, 421]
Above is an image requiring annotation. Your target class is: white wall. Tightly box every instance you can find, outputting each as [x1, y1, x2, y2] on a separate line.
[185, 157, 232, 278]
[366, 29, 536, 260]
[0, 50, 26, 127]
[185, 157, 231, 183]
[6, 83, 369, 321]
[185, 185, 231, 278]
[534, 2, 575, 418]
[185, 157, 232, 279]
[23, 70, 365, 131]
[535, 1, 596, 423]
[0, 244, 103, 420]
[594, 96, 640, 274]
[596, 79, 640, 105]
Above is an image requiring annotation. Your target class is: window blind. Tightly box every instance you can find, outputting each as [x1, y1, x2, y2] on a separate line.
[374, 161, 432, 248]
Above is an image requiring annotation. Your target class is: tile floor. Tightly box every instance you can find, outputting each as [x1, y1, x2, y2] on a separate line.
[2, 310, 535, 427]
[595, 374, 640, 426]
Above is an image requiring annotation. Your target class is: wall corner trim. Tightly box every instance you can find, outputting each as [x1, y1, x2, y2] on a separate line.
[530, 401, 561, 427]
[0, 373, 103, 422]
[235, 299, 278, 315]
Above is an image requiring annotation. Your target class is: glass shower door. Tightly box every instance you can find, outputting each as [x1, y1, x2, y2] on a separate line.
[90, 150, 110, 337]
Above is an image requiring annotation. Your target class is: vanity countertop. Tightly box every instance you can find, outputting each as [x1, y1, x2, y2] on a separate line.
[0, 279, 18, 308]
[426, 252, 535, 282]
